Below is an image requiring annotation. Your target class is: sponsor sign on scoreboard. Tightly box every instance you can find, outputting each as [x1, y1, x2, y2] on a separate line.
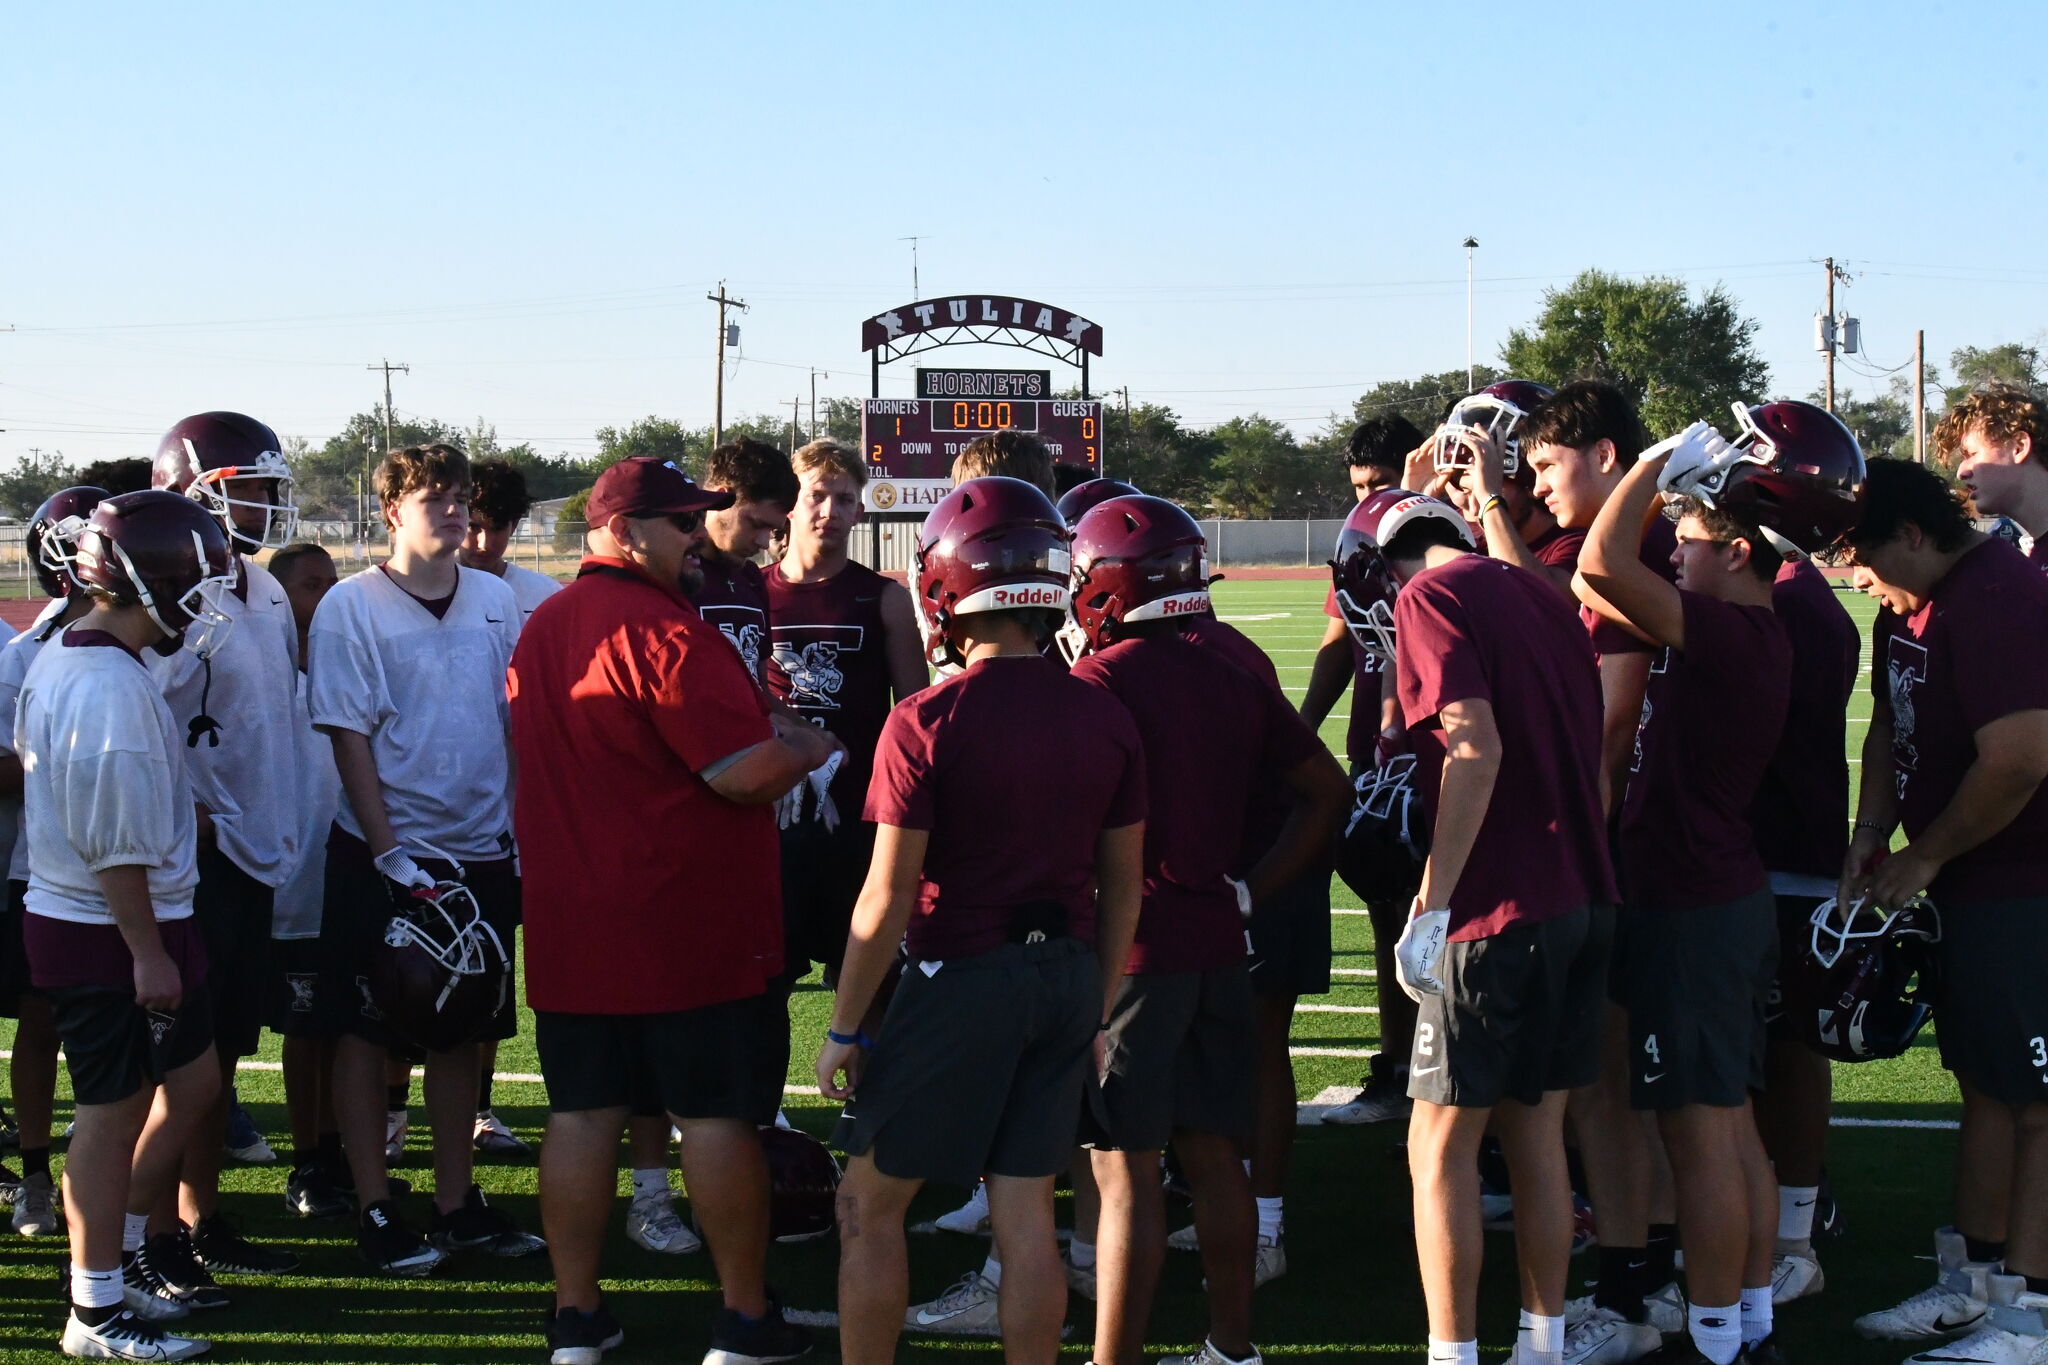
[860, 398, 1102, 512]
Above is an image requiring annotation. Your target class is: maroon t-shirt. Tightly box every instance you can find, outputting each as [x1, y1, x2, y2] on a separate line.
[1324, 585, 1383, 767]
[1582, 517, 1679, 658]
[865, 655, 1146, 961]
[1618, 592, 1791, 909]
[695, 557, 771, 686]
[1750, 560, 1858, 880]
[1877, 537, 2048, 900]
[1071, 634, 1324, 973]
[1393, 554, 1616, 940]
[765, 560, 896, 807]
[2030, 537, 2048, 570]
[1179, 615, 1296, 862]
[1527, 525, 1588, 571]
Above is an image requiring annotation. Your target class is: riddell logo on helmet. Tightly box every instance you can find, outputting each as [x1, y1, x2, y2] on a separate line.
[990, 585, 1063, 607]
[1160, 596, 1206, 616]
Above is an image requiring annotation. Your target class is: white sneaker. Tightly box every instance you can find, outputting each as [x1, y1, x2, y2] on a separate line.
[1856, 1226, 1996, 1341]
[384, 1111, 407, 1166]
[626, 1190, 702, 1255]
[472, 1111, 533, 1156]
[1560, 1305, 1662, 1364]
[1770, 1239, 1824, 1304]
[60, 1310, 210, 1360]
[904, 1272, 1001, 1336]
[931, 1184, 991, 1236]
[1157, 1339, 1262, 1365]
[1901, 1275, 2048, 1365]
[1064, 1250, 1096, 1300]
[1254, 1233, 1286, 1288]
[14, 1171, 62, 1236]
[1319, 1084, 1411, 1126]
[1167, 1222, 1200, 1252]
[1642, 1282, 1686, 1335]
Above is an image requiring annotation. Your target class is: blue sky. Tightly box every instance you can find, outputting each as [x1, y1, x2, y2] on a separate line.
[5, 1, 2045, 466]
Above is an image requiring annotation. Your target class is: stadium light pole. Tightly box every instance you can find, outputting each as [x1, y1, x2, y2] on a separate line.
[1462, 237, 1479, 392]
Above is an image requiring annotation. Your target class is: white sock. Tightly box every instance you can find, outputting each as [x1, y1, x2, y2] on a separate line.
[122, 1213, 148, 1253]
[1426, 1337, 1478, 1365]
[1069, 1238, 1096, 1269]
[1688, 1301, 1742, 1365]
[980, 1253, 1002, 1288]
[1517, 1307, 1564, 1359]
[1740, 1285, 1774, 1348]
[1255, 1196, 1283, 1242]
[70, 1265, 122, 1310]
[631, 1168, 670, 1201]
[1776, 1184, 1818, 1243]
[1240, 1158, 1252, 1176]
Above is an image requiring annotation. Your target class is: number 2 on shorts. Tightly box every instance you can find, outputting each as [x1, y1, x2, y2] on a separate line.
[1416, 1023, 1436, 1059]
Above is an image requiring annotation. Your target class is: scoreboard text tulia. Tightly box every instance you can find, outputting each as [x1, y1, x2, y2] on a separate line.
[858, 397, 1102, 511]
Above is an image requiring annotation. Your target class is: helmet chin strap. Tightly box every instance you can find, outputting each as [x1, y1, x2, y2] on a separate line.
[186, 654, 222, 749]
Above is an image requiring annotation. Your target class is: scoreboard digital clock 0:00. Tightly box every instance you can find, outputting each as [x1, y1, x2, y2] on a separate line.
[859, 398, 1102, 512]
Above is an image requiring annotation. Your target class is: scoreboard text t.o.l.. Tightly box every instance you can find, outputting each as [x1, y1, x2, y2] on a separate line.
[858, 398, 1102, 512]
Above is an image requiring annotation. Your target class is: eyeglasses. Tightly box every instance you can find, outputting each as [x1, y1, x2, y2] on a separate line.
[667, 511, 704, 534]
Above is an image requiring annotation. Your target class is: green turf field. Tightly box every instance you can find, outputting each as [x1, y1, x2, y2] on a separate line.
[0, 577, 1959, 1363]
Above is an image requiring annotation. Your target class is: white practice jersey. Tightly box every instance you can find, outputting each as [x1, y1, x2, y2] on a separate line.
[17, 631, 197, 924]
[500, 563, 562, 625]
[150, 557, 302, 887]
[271, 672, 340, 940]
[307, 564, 519, 861]
[0, 599, 71, 883]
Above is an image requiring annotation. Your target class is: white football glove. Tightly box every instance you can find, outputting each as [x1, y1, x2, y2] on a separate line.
[808, 751, 844, 833]
[372, 847, 437, 892]
[1225, 876, 1254, 921]
[1393, 908, 1451, 1003]
[1647, 420, 1742, 498]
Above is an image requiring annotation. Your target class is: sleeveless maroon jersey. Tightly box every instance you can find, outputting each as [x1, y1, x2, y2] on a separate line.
[695, 557, 771, 686]
[765, 560, 897, 807]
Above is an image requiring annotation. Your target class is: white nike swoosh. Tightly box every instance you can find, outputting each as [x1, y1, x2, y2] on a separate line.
[1412, 1065, 1441, 1076]
[1642, 1073, 1664, 1083]
[915, 1310, 966, 1326]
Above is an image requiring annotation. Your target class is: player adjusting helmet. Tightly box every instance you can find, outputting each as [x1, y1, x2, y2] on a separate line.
[1434, 379, 1555, 477]
[71, 491, 237, 654]
[152, 410, 299, 553]
[1798, 895, 1941, 1063]
[913, 476, 1072, 666]
[761, 1125, 841, 1242]
[1705, 400, 1867, 557]
[27, 485, 110, 599]
[1066, 495, 1211, 657]
[1334, 754, 1428, 905]
[369, 867, 511, 1054]
[1329, 489, 1473, 658]
[1055, 477, 1141, 525]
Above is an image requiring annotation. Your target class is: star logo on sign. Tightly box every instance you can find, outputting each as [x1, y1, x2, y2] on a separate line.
[1063, 315, 1093, 343]
[878, 311, 905, 339]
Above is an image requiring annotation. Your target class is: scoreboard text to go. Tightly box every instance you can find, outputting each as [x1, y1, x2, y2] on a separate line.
[862, 399, 1101, 481]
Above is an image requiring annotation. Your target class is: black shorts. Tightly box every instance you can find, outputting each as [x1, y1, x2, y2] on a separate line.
[780, 817, 874, 982]
[48, 985, 215, 1106]
[1932, 895, 2048, 1106]
[1408, 905, 1611, 1109]
[832, 937, 1099, 1187]
[536, 992, 784, 1122]
[193, 846, 274, 1059]
[1247, 866, 1332, 998]
[0, 880, 32, 1019]
[1617, 890, 1776, 1110]
[1765, 893, 1829, 1044]
[265, 937, 333, 1038]
[1087, 965, 1255, 1151]
[315, 825, 521, 1049]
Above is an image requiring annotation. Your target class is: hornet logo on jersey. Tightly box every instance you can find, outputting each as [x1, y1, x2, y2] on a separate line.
[1887, 636, 1929, 800]
[717, 622, 765, 679]
[775, 641, 847, 709]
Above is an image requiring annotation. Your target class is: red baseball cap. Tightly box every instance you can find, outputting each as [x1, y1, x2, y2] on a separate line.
[585, 457, 734, 528]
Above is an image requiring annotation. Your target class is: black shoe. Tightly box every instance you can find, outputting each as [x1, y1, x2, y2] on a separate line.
[705, 1299, 812, 1365]
[192, 1211, 300, 1274]
[547, 1302, 625, 1365]
[429, 1184, 546, 1256]
[1814, 1171, 1846, 1240]
[1744, 1333, 1787, 1364]
[358, 1199, 446, 1277]
[285, 1161, 355, 1219]
[138, 1231, 231, 1311]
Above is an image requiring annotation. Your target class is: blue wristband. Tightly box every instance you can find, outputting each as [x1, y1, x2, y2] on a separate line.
[826, 1028, 871, 1048]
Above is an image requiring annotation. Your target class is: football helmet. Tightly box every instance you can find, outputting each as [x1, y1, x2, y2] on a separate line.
[26, 485, 109, 599]
[1433, 379, 1555, 477]
[761, 1125, 841, 1242]
[71, 491, 237, 655]
[1335, 753, 1428, 906]
[1329, 489, 1472, 658]
[1065, 494, 1211, 657]
[368, 861, 511, 1054]
[1798, 895, 1941, 1063]
[1699, 400, 1867, 557]
[152, 410, 299, 553]
[1055, 477, 1141, 525]
[913, 476, 1072, 666]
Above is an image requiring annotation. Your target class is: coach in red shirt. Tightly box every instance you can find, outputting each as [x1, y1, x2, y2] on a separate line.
[509, 456, 833, 1365]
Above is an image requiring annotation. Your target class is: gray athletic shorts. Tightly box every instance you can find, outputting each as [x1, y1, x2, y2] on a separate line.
[1617, 889, 1776, 1110]
[1932, 895, 2048, 1105]
[831, 937, 1099, 1187]
[1247, 866, 1332, 998]
[1407, 904, 1611, 1109]
[1086, 964, 1255, 1151]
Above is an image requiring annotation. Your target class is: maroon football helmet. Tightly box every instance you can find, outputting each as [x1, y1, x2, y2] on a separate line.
[1065, 495, 1211, 657]
[72, 491, 237, 652]
[1435, 379, 1556, 477]
[152, 410, 298, 553]
[761, 1125, 841, 1242]
[1708, 400, 1867, 556]
[1334, 754, 1428, 906]
[1795, 895, 1940, 1063]
[369, 870, 511, 1054]
[1055, 477, 1141, 525]
[27, 486, 110, 599]
[913, 476, 1072, 666]
[1329, 490, 1473, 658]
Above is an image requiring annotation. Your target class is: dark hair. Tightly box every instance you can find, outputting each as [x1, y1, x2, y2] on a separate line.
[374, 444, 469, 525]
[954, 430, 1055, 498]
[1668, 497, 1781, 582]
[704, 437, 798, 511]
[468, 458, 533, 532]
[1053, 462, 1096, 495]
[1383, 517, 1471, 563]
[1347, 413, 1425, 474]
[1847, 458, 1977, 554]
[267, 541, 334, 583]
[1516, 380, 1648, 463]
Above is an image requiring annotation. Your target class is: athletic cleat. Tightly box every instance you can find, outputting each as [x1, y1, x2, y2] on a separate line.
[1157, 1340, 1263, 1365]
[428, 1184, 546, 1256]
[1560, 1305, 1663, 1363]
[283, 1162, 353, 1220]
[384, 1110, 408, 1166]
[930, 1183, 990, 1236]
[138, 1231, 230, 1310]
[703, 1298, 812, 1364]
[0, 1161, 18, 1204]
[626, 1190, 702, 1255]
[60, 1309, 210, 1360]
[1856, 1228, 1996, 1341]
[120, 1251, 195, 1320]
[904, 1272, 1001, 1336]
[1320, 1080, 1411, 1125]
[1770, 1240, 1824, 1304]
[358, 1200, 445, 1277]
[190, 1214, 297, 1275]
[472, 1110, 533, 1156]
[1255, 1233, 1287, 1288]
[222, 1103, 275, 1164]
[14, 1171, 62, 1235]
[1063, 1248, 1096, 1300]
[547, 1301, 625, 1365]
[1167, 1222, 1200, 1252]
[1642, 1282, 1687, 1335]
[1900, 1275, 2048, 1365]
[1630, 1338, 1719, 1362]
[1744, 1334, 1789, 1365]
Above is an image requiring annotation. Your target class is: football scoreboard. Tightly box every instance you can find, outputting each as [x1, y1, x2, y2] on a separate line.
[860, 390, 1102, 512]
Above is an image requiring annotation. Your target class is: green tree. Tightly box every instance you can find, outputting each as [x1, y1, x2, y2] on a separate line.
[1501, 270, 1770, 436]
[1945, 343, 2044, 408]
[1203, 416, 1343, 518]
[0, 450, 78, 519]
[595, 416, 698, 475]
[74, 457, 153, 494]
[1334, 366, 1506, 438]
[1101, 401, 1219, 507]
[555, 487, 592, 551]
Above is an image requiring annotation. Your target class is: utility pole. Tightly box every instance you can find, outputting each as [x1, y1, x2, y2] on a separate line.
[1914, 329, 1927, 466]
[897, 236, 927, 297]
[1113, 385, 1131, 480]
[1823, 258, 1837, 412]
[788, 397, 802, 454]
[707, 281, 748, 448]
[1462, 238, 1479, 392]
[810, 369, 828, 436]
[366, 359, 410, 452]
